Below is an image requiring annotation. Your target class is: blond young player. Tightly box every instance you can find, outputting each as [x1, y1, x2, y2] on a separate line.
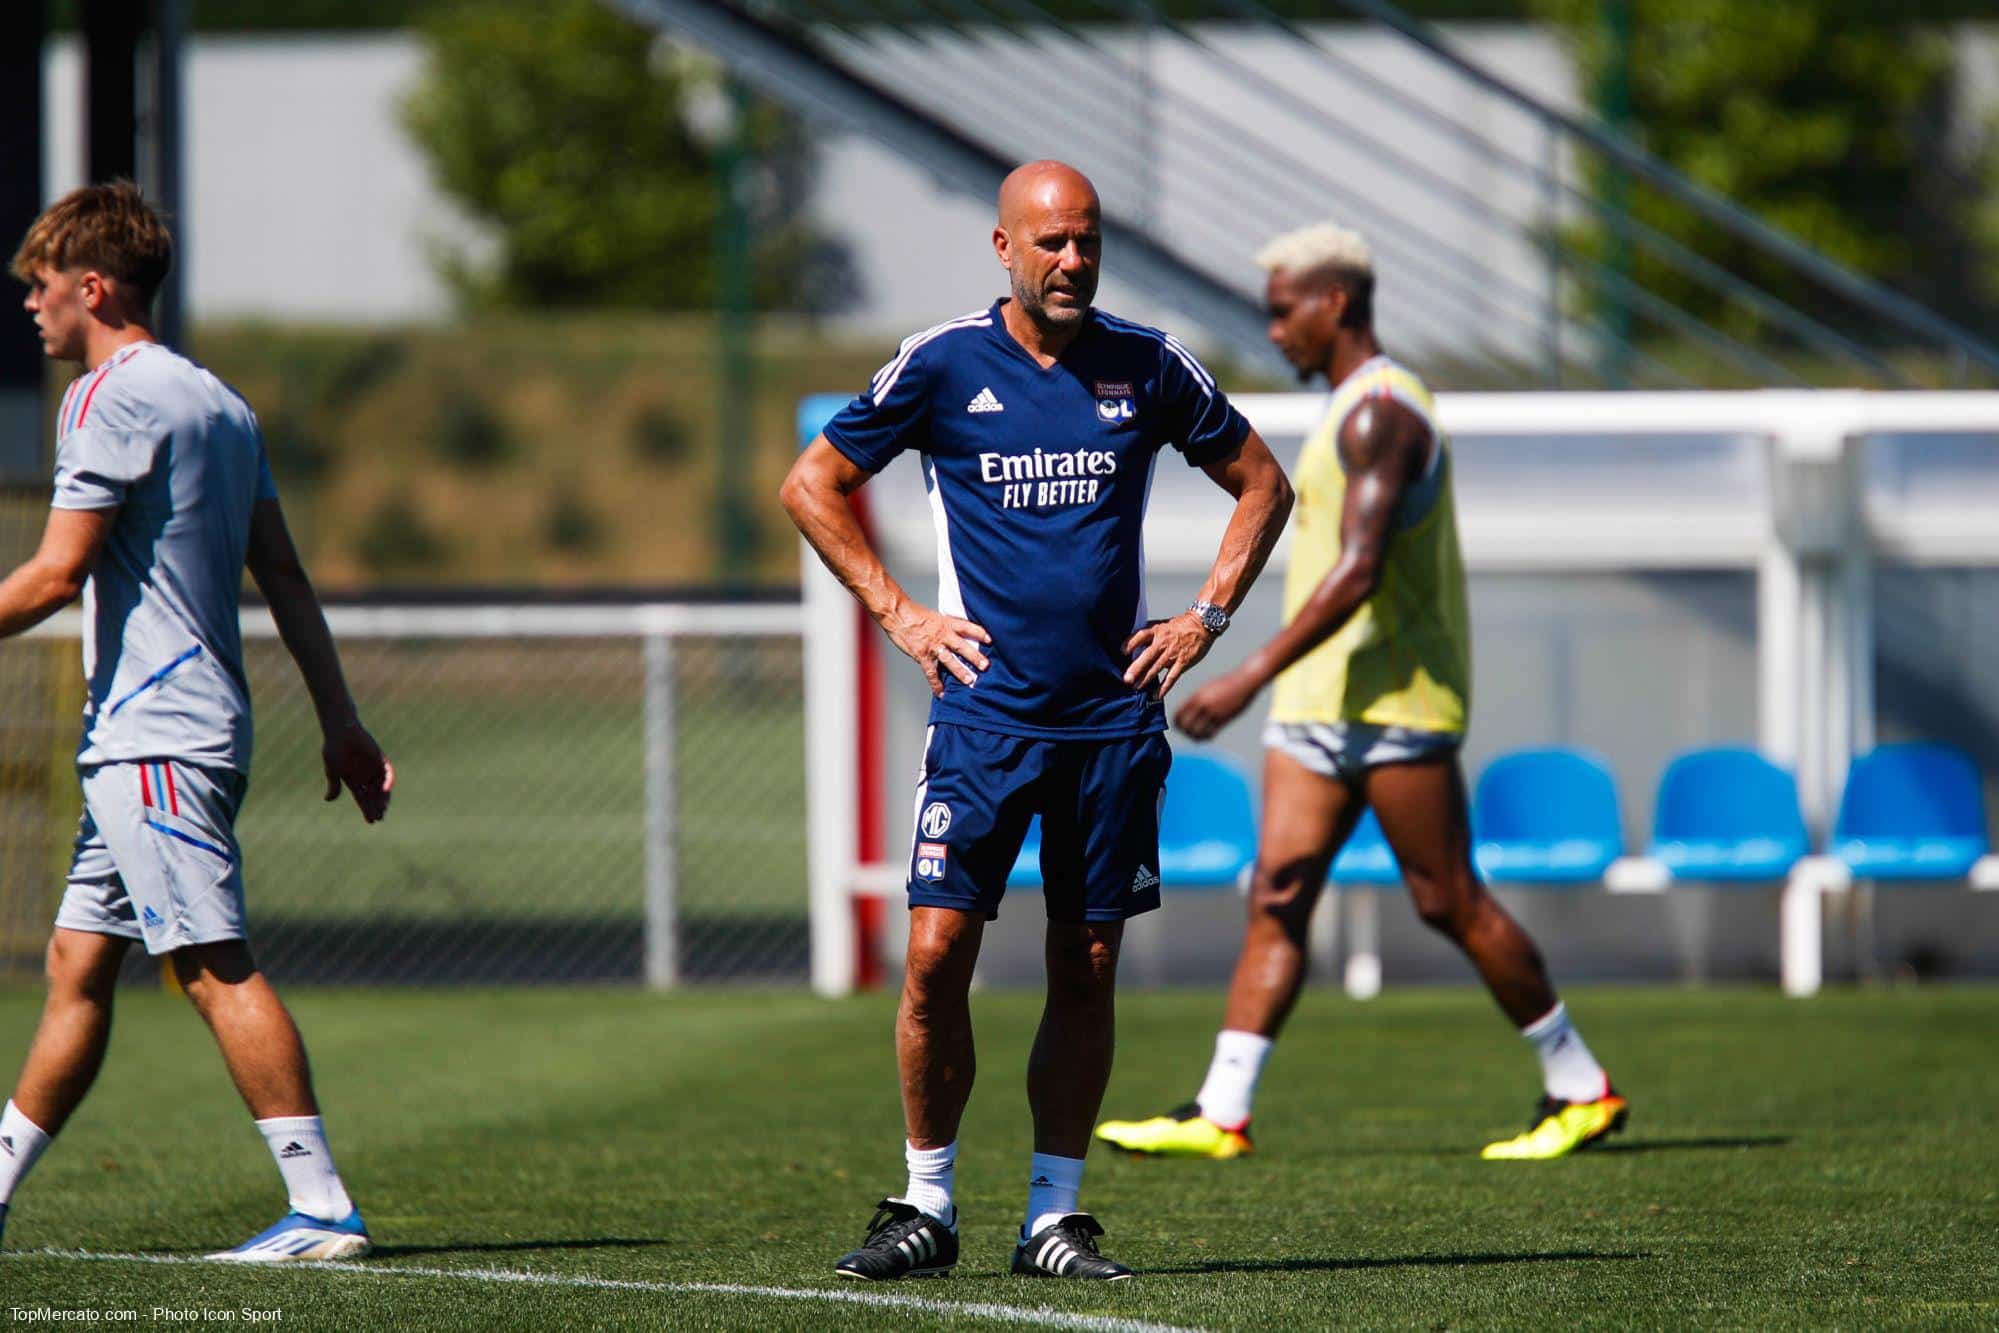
[0, 183, 392, 1259]
[1096, 223, 1626, 1163]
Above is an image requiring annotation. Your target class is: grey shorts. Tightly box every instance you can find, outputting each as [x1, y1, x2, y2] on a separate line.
[1262, 719, 1461, 786]
[56, 761, 249, 955]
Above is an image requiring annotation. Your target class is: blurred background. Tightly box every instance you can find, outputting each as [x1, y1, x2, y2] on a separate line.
[2, 0, 1998, 991]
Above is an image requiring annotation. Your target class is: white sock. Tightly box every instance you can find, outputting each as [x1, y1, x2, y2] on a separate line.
[902, 1140, 956, 1223]
[255, 1115, 355, 1222]
[1195, 1029, 1274, 1130]
[1023, 1152, 1085, 1238]
[1521, 1002, 1609, 1103]
[0, 1101, 53, 1207]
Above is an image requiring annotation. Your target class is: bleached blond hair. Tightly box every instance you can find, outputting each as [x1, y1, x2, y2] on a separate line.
[1255, 223, 1372, 279]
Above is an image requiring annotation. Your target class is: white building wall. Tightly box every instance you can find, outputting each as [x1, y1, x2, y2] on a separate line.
[43, 35, 482, 322]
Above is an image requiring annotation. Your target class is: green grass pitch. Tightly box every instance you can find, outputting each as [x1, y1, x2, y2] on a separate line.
[1, 985, 1994, 1328]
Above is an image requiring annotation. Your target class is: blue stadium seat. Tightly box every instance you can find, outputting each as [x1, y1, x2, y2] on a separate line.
[1649, 747, 1809, 881]
[796, 392, 850, 446]
[1472, 748, 1623, 884]
[1158, 752, 1257, 885]
[1330, 807, 1401, 885]
[1831, 743, 1989, 880]
[1008, 750, 1255, 889]
[1009, 815, 1047, 888]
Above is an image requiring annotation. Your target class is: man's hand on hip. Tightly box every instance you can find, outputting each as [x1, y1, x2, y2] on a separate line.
[884, 603, 992, 698]
[1123, 611, 1215, 700]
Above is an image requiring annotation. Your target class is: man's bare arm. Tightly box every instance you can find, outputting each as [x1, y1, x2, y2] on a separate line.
[0, 508, 111, 639]
[1175, 400, 1429, 738]
[779, 437, 990, 698]
[245, 498, 392, 821]
[1123, 429, 1294, 699]
[1192, 429, 1294, 618]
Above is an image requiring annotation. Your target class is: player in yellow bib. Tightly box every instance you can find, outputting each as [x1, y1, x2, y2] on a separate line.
[1096, 223, 1625, 1162]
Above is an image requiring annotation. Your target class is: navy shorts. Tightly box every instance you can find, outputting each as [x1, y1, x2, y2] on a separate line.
[904, 723, 1173, 922]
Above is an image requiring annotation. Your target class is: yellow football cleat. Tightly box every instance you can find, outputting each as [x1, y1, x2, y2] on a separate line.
[1480, 1088, 1629, 1160]
[1095, 1103, 1253, 1159]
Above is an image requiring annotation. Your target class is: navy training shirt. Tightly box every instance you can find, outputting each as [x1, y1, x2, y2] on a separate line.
[824, 299, 1252, 740]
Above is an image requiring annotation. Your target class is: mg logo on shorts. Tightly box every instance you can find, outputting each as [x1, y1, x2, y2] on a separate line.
[920, 801, 953, 839]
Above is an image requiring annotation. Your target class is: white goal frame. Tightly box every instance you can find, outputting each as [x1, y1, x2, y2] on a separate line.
[28, 600, 803, 990]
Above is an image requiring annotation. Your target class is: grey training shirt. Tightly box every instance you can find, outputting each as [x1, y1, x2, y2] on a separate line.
[51, 341, 276, 774]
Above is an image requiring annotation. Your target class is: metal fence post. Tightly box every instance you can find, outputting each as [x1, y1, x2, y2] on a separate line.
[1540, 123, 1561, 388]
[643, 630, 679, 989]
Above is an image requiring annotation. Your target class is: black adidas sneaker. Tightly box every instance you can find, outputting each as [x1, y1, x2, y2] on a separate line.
[833, 1199, 959, 1280]
[1011, 1213, 1133, 1280]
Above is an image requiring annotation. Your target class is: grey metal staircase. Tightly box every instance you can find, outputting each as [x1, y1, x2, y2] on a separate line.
[615, 0, 1999, 389]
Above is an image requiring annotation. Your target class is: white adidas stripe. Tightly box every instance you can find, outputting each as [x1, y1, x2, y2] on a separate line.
[870, 311, 992, 404]
[1093, 311, 1217, 397]
[8, 1250, 1192, 1333]
[1160, 332, 1216, 394]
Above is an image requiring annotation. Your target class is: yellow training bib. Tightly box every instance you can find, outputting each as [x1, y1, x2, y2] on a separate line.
[1268, 356, 1471, 734]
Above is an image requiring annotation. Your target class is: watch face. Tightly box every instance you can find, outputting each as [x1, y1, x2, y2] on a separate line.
[1197, 604, 1228, 633]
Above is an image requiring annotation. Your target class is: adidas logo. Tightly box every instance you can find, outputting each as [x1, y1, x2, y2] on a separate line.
[1130, 865, 1161, 894]
[967, 387, 1004, 414]
[1, 1135, 13, 1156]
[1030, 1174, 1054, 1187]
[141, 906, 164, 928]
[278, 1141, 313, 1159]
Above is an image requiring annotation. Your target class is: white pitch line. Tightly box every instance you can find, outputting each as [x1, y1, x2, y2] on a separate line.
[12, 1249, 1202, 1333]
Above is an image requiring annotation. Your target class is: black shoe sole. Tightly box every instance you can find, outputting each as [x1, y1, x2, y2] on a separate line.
[834, 1264, 955, 1281]
[1011, 1256, 1134, 1281]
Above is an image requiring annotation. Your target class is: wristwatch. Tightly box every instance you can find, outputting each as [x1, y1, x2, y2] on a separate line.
[1190, 600, 1230, 636]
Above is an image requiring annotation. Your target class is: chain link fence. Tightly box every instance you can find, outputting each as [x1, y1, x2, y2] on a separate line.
[0, 602, 809, 986]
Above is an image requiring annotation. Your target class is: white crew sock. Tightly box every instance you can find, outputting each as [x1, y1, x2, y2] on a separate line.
[1195, 1029, 1274, 1130]
[902, 1140, 956, 1223]
[0, 1101, 53, 1207]
[1521, 1002, 1609, 1103]
[255, 1116, 355, 1222]
[1023, 1152, 1085, 1238]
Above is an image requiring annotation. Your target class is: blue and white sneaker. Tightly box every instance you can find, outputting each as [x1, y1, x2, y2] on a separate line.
[206, 1208, 371, 1262]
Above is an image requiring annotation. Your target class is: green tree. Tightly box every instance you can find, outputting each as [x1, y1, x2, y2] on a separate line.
[1978, 112, 1999, 311]
[1538, 1, 1978, 346]
[402, 0, 850, 312]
